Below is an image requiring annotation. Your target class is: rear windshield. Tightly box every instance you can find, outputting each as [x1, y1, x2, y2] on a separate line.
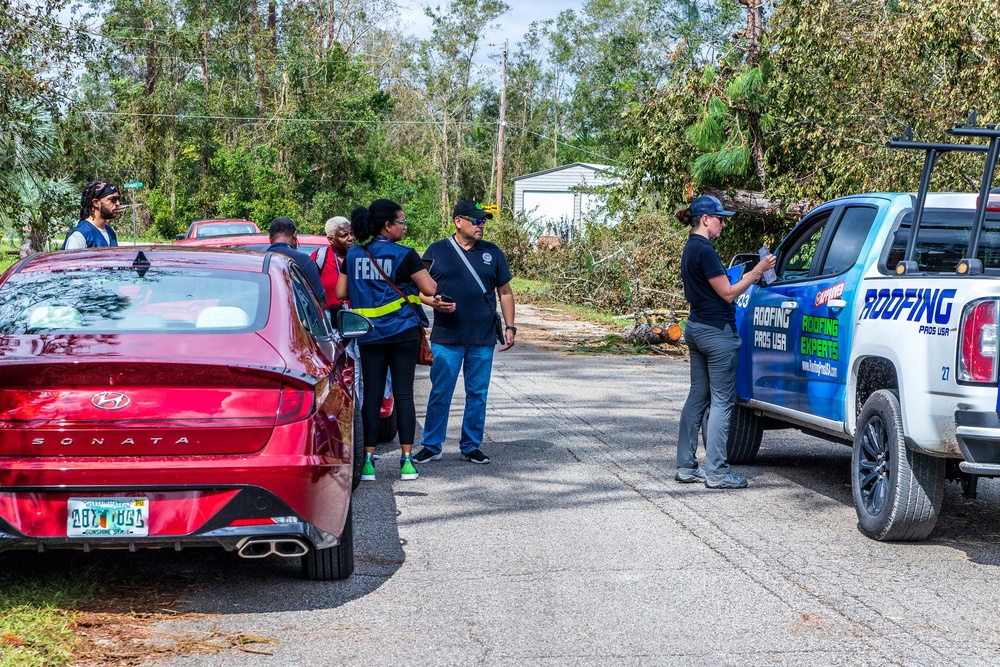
[886, 209, 1000, 274]
[197, 223, 257, 238]
[0, 268, 269, 334]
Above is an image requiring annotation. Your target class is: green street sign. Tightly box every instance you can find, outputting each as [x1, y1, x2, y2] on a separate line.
[122, 180, 144, 189]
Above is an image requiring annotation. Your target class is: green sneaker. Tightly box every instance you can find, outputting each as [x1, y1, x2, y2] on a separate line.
[400, 455, 419, 481]
[361, 454, 376, 481]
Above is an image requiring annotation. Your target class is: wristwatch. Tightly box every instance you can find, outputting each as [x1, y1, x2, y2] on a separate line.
[506, 326, 517, 334]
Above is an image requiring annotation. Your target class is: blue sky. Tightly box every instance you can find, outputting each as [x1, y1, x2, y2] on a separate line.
[397, 0, 586, 52]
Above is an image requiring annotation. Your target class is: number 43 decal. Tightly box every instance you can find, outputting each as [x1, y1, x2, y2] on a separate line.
[942, 366, 950, 381]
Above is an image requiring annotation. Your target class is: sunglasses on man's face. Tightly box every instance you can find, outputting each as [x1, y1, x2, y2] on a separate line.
[462, 216, 487, 226]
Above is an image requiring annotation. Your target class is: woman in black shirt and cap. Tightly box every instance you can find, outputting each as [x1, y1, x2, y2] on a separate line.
[675, 195, 776, 489]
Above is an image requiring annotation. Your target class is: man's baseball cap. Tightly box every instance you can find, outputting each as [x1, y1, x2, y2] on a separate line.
[690, 195, 735, 218]
[453, 200, 493, 220]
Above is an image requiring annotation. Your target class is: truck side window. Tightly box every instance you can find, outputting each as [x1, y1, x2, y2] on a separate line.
[776, 212, 830, 281]
[885, 209, 979, 273]
[819, 206, 878, 275]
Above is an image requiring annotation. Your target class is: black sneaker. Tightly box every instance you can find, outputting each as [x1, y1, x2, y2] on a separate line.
[412, 448, 442, 464]
[461, 449, 490, 464]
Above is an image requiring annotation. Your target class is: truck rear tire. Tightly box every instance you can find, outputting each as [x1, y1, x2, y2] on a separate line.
[852, 389, 944, 541]
[700, 405, 764, 464]
[727, 405, 764, 464]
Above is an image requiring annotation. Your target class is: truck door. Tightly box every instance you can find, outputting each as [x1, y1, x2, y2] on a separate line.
[744, 204, 880, 419]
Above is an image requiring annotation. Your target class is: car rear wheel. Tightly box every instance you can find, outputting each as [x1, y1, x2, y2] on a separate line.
[351, 397, 364, 491]
[852, 390, 944, 541]
[301, 502, 354, 580]
[378, 406, 398, 444]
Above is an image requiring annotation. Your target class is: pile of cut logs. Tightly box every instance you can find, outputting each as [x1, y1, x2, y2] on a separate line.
[621, 322, 683, 346]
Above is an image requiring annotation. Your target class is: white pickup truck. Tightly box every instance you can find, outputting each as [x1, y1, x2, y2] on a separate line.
[727, 121, 1000, 541]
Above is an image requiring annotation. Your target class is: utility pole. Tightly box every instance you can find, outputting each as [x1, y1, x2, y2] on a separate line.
[495, 39, 508, 213]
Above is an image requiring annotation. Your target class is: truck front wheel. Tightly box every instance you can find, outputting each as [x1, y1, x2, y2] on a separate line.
[852, 390, 944, 541]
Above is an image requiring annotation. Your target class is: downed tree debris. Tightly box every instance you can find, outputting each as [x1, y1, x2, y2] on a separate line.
[621, 322, 683, 346]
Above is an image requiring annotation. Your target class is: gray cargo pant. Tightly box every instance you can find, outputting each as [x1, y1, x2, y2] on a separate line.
[676, 321, 741, 480]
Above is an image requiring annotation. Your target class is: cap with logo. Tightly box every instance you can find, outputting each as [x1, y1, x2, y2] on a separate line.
[453, 200, 494, 220]
[690, 195, 735, 218]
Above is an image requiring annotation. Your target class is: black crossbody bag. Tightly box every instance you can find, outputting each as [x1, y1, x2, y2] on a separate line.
[448, 237, 504, 345]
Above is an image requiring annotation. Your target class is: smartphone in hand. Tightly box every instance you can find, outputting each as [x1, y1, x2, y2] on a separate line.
[437, 294, 454, 303]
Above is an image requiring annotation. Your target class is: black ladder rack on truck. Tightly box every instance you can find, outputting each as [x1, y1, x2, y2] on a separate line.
[886, 112, 1000, 276]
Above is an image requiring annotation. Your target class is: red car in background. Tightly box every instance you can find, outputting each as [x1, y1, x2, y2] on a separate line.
[0, 247, 371, 580]
[176, 219, 260, 240]
[174, 234, 399, 442]
[174, 233, 328, 254]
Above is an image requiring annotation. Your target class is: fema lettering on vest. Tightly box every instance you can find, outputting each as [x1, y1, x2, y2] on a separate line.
[356, 256, 393, 281]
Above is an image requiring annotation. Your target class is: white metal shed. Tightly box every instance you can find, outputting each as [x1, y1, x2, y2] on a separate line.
[512, 163, 618, 237]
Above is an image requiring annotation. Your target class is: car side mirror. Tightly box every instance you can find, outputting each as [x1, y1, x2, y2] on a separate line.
[337, 310, 372, 338]
[175, 233, 185, 241]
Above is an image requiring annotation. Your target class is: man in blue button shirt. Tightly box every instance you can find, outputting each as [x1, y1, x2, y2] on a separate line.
[413, 200, 516, 465]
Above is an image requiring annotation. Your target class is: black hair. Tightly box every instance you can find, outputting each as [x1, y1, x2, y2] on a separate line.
[80, 179, 113, 220]
[269, 216, 298, 241]
[350, 199, 402, 243]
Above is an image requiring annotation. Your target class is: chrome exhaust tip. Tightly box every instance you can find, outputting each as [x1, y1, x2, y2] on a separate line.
[236, 537, 309, 559]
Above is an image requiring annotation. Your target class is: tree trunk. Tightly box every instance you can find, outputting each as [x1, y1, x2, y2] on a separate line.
[703, 187, 816, 221]
[739, 0, 766, 188]
[249, 0, 267, 114]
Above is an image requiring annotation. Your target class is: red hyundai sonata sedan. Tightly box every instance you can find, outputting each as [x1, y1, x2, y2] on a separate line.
[0, 247, 369, 580]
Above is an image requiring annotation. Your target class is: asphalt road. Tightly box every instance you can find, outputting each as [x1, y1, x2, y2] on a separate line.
[127, 309, 1000, 666]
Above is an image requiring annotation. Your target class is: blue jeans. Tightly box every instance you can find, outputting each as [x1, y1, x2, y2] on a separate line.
[421, 343, 495, 455]
[676, 321, 741, 480]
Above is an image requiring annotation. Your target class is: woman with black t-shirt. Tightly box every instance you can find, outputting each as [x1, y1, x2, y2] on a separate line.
[337, 199, 439, 482]
[675, 195, 776, 490]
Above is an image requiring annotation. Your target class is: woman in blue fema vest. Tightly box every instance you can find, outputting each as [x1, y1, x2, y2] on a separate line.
[337, 199, 439, 482]
[63, 180, 121, 249]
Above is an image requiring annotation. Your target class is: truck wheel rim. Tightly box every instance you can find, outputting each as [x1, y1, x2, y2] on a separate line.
[858, 416, 890, 516]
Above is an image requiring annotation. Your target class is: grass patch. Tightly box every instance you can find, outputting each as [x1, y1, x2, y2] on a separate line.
[510, 278, 619, 328]
[0, 255, 17, 274]
[0, 565, 98, 667]
[509, 277, 546, 298]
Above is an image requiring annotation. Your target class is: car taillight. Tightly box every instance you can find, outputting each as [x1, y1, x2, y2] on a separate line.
[960, 299, 999, 383]
[276, 386, 314, 424]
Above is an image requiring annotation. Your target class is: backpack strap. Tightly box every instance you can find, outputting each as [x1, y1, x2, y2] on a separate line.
[314, 245, 328, 270]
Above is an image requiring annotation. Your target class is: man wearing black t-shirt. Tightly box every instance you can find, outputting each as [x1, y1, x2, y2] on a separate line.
[412, 200, 516, 465]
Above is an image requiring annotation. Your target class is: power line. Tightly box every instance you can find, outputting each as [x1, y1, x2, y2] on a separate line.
[519, 126, 623, 165]
[79, 110, 484, 127]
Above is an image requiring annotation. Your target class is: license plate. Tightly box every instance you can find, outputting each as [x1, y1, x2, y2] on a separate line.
[67, 497, 149, 537]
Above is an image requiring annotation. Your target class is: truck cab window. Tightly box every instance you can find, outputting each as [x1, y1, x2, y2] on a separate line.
[819, 206, 878, 275]
[776, 212, 831, 281]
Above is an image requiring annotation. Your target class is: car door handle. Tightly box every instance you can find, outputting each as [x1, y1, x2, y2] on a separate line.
[780, 301, 798, 311]
[827, 299, 847, 313]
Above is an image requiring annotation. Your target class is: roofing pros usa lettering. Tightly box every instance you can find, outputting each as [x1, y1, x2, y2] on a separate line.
[859, 287, 956, 324]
